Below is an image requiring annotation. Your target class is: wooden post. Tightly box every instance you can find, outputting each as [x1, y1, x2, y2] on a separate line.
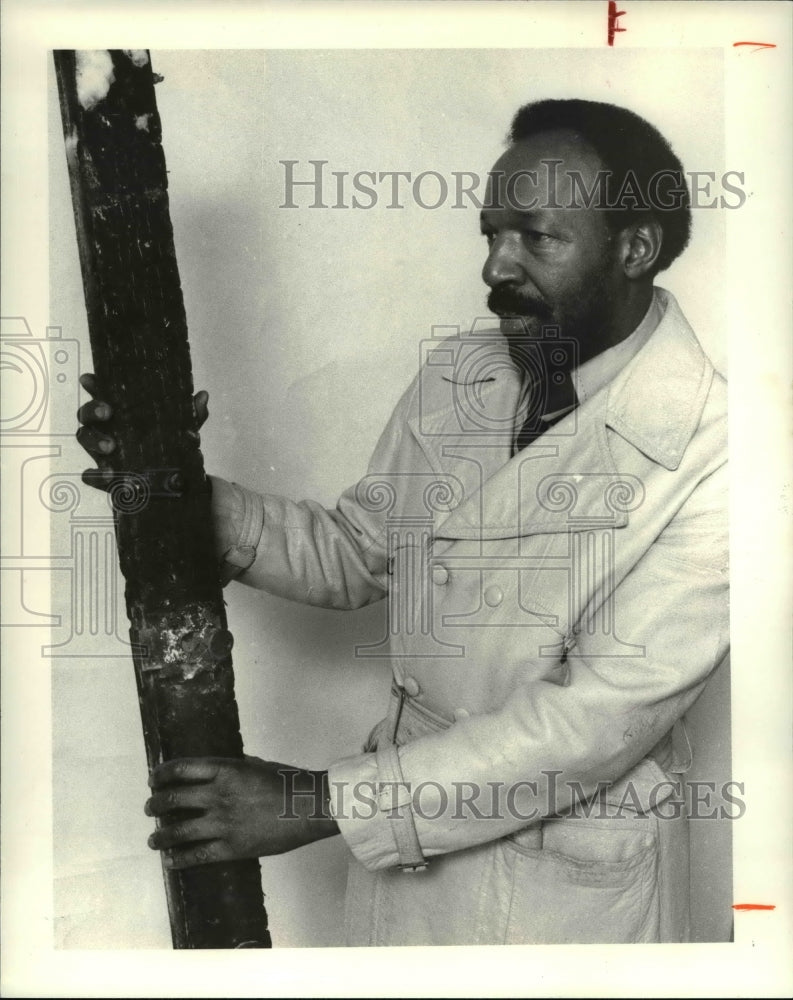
[54, 49, 271, 949]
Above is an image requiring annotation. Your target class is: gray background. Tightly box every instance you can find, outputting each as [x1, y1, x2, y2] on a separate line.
[48, 47, 731, 947]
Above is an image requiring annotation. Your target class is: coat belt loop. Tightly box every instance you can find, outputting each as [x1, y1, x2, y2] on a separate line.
[375, 742, 428, 872]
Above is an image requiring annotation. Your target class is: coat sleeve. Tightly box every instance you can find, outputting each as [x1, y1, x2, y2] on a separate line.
[327, 459, 729, 871]
[207, 376, 423, 608]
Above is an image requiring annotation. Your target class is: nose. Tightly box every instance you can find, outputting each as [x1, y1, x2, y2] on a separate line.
[482, 231, 526, 289]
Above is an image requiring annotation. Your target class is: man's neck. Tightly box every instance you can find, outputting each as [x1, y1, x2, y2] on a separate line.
[605, 281, 655, 352]
[570, 282, 654, 370]
[573, 287, 663, 406]
[510, 284, 663, 454]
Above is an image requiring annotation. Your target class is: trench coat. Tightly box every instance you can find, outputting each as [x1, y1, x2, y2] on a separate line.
[219, 287, 729, 945]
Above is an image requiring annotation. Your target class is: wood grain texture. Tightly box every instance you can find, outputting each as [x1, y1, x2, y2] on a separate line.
[54, 49, 271, 949]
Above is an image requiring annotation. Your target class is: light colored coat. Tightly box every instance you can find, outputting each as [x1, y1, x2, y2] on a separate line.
[234, 288, 729, 945]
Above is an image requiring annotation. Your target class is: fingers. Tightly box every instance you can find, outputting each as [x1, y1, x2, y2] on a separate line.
[148, 812, 235, 869]
[148, 816, 219, 852]
[77, 398, 112, 425]
[81, 467, 115, 494]
[77, 375, 113, 426]
[146, 763, 234, 869]
[80, 375, 208, 438]
[76, 423, 115, 458]
[144, 784, 214, 817]
[77, 376, 116, 486]
[193, 390, 209, 429]
[161, 839, 232, 869]
[149, 757, 223, 789]
[78, 372, 99, 398]
[76, 421, 116, 493]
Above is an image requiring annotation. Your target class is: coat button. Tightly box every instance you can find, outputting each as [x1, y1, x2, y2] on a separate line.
[432, 564, 449, 585]
[403, 676, 420, 697]
[453, 707, 470, 721]
[484, 585, 503, 607]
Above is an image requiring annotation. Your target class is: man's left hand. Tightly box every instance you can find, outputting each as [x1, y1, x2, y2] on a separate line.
[145, 756, 338, 869]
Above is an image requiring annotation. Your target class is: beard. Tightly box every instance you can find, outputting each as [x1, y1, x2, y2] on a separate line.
[487, 285, 553, 326]
[486, 274, 620, 372]
[486, 285, 557, 370]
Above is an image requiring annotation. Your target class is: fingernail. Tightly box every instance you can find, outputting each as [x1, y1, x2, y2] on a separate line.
[99, 440, 113, 453]
[96, 404, 109, 418]
[147, 834, 156, 848]
[163, 855, 174, 867]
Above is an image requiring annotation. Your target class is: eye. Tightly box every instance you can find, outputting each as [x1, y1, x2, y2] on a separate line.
[524, 229, 553, 245]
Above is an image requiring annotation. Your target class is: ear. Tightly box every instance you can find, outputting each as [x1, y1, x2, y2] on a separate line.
[617, 217, 663, 279]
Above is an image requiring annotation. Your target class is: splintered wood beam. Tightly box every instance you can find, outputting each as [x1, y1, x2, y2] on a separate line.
[54, 48, 271, 949]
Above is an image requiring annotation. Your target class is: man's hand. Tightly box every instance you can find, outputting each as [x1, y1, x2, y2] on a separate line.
[145, 756, 339, 869]
[76, 372, 209, 491]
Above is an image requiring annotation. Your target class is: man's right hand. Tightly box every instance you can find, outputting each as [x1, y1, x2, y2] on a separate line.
[76, 375, 250, 586]
[76, 373, 209, 491]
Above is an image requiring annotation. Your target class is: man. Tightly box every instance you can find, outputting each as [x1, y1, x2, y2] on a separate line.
[78, 99, 728, 945]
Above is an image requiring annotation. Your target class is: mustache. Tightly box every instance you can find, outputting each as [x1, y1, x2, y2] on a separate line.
[487, 285, 552, 321]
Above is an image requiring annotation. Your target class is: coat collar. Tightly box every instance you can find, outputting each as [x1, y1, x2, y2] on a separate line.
[605, 288, 714, 472]
[407, 288, 714, 539]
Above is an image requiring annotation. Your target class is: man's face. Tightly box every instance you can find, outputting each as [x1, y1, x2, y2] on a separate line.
[481, 129, 626, 369]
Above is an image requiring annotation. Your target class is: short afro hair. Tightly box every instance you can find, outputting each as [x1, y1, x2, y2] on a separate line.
[508, 99, 691, 274]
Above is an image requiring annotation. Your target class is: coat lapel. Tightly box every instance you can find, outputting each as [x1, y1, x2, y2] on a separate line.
[406, 289, 713, 540]
[415, 392, 625, 539]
